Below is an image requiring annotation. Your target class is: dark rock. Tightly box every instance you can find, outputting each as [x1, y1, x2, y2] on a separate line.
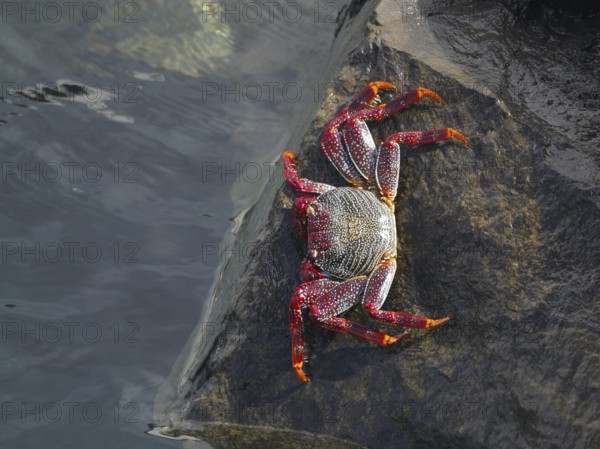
[155, 1, 600, 448]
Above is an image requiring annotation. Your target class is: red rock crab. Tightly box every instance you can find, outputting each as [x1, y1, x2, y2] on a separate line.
[283, 81, 470, 382]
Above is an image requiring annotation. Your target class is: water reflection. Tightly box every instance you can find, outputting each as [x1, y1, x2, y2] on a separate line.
[0, 1, 343, 448]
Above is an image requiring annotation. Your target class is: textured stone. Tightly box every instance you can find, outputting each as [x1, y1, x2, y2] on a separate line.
[155, 1, 600, 448]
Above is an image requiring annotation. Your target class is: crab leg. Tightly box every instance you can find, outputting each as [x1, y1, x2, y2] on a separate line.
[283, 151, 334, 194]
[385, 128, 470, 147]
[341, 88, 444, 182]
[315, 316, 408, 345]
[362, 259, 450, 329]
[289, 291, 309, 383]
[347, 88, 443, 124]
[320, 82, 398, 187]
[299, 256, 324, 283]
[290, 276, 409, 382]
[327, 81, 399, 131]
[291, 197, 314, 244]
[376, 128, 471, 202]
[289, 293, 310, 383]
[320, 131, 365, 186]
[339, 116, 379, 183]
[346, 81, 399, 114]
[289, 279, 339, 383]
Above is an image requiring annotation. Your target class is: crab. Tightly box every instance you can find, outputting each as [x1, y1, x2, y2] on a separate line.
[282, 81, 470, 382]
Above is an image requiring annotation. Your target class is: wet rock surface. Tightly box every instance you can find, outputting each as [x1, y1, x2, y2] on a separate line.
[155, 1, 600, 448]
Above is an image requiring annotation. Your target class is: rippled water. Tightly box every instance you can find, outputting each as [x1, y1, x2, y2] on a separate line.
[0, 1, 340, 447]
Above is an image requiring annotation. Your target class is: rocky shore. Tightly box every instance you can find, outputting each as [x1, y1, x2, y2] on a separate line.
[154, 1, 600, 448]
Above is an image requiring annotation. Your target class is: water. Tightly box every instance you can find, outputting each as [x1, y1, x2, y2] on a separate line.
[0, 1, 340, 447]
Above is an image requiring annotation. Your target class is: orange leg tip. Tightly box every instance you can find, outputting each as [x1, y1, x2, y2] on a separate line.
[383, 329, 410, 345]
[294, 363, 309, 383]
[425, 317, 450, 329]
[449, 130, 471, 148]
[297, 371, 309, 383]
[417, 88, 443, 105]
[383, 335, 399, 345]
[283, 151, 295, 160]
[369, 81, 399, 92]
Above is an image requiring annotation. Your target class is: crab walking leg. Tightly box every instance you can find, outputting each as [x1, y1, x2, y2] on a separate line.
[283, 151, 335, 194]
[320, 131, 365, 187]
[362, 259, 450, 329]
[327, 81, 399, 132]
[289, 291, 309, 383]
[309, 278, 409, 344]
[346, 88, 443, 124]
[290, 277, 409, 382]
[386, 128, 470, 147]
[289, 279, 339, 383]
[316, 316, 409, 344]
[340, 88, 444, 182]
[299, 257, 324, 283]
[376, 128, 471, 201]
[319, 82, 398, 187]
[346, 81, 399, 114]
[340, 117, 379, 183]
